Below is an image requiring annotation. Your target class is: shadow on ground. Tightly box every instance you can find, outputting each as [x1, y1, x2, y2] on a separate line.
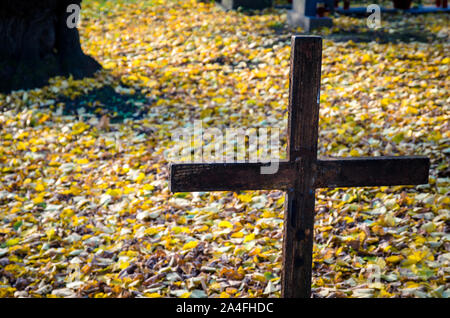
[327, 13, 446, 44]
[260, 8, 448, 44]
[57, 84, 155, 123]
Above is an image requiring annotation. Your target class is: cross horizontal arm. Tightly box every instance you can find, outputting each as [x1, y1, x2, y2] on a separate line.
[169, 161, 294, 192]
[170, 156, 429, 193]
[315, 156, 430, 188]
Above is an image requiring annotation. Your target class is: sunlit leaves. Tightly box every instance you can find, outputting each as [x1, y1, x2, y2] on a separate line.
[0, 0, 448, 298]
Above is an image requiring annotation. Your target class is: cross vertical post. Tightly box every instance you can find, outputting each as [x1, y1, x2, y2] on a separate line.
[282, 36, 322, 298]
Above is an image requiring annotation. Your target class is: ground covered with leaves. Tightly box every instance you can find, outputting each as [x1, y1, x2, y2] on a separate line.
[0, 0, 448, 298]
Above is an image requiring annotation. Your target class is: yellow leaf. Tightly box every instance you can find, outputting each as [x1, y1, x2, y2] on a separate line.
[195, 225, 209, 233]
[172, 226, 182, 234]
[33, 195, 44, 204]
[262, 210, 276, 218]
[361, 54, 372, 63]
[135, 172, 145, 183]
[210, 282, 222, 290]
[349, 149, 360, 157]
[145, 228, 160, 236]
[344, 216, 354, 223]
[103, 61, 117, 69]
[403, 250, 427, 265]
[6, 238, 20, 246]
[46, 228, 56, 240]
[143, 184, 154, 191]
[182, 241, 198, 250]
[127, 75, 138, 81]
[76, 158, 89, 165]
[68, 185, 82, 196]
[380, 98, 390, 107]
[119, 261, 130, 270]
[177, 216, 187, 225]
[379, 289, 393, 298]
[231, 231, 244, 238]
[406, 106, 418, 115]
[276, 196, 285, 205]
[237, 194, 253, 203]
[255, 71, 268, 78]
[144, 293, 162, 298]
[243, 233, 255, 243]
[421, 222, 436, 233]
[218, 221, 233, 228]
[106, 188, 122, 197]
[386, 255, 403, 264]
[405, 282, 420, 289]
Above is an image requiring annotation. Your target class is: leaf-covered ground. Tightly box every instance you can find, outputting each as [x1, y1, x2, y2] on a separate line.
[0, 0, 448, 298]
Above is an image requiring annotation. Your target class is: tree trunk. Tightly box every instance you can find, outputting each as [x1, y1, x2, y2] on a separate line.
[0, 0, 101, 94]
[392, 0, 413, 9]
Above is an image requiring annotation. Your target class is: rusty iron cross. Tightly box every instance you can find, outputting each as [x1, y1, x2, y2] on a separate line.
[169, 36, 430, 298]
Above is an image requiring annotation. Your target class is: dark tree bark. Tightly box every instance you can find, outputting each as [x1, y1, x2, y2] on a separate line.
[0, 0, 102, 94]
